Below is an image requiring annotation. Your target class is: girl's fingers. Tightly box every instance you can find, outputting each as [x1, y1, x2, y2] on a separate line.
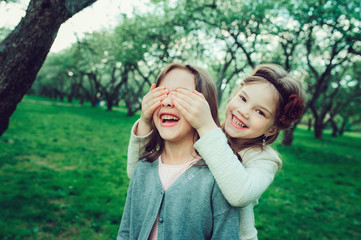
[143, 96, 165, 111]
[148, 84, 167, 95]
[150, 87, 168, 95]
[145, 88, 168, 102]
[173, 91, 207, 112]
[142, 100, 162, 119]
[141, 85, 168, 121]
[192, 90, 206, 100]
[173, 98, 192, 119]
[145, 92, 167, 103]
[174, 96, 205, 130]
[150, 83, 156, 91]
[143, 89, 166, 105]
[173, 97, 199, 122]
[145, 101, 162, 114]
[175, 88, 204, 102]
[174, 95, 193, 112]
[149, 84, 166, 92]
[171, 92, 194, 106]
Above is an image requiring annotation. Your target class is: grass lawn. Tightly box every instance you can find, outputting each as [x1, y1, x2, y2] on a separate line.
[1, 95, 360, 239]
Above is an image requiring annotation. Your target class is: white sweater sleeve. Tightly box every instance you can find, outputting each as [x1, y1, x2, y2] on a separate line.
[194, 128, 281, 207]
[127, 119, 152, 178]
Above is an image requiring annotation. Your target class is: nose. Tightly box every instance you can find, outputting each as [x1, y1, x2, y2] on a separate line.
[161, 93, 174, 108]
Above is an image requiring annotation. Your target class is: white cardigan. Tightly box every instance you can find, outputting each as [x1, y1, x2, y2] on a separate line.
[127, 121, 281, 240]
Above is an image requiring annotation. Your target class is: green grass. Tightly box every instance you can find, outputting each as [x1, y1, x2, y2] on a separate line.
[0, 96, 138, 239]
[257, 128, 361, 239]
[1, 95, 360, 239]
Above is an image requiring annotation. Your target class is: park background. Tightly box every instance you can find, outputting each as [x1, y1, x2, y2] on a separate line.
[1, 0, 360, 239]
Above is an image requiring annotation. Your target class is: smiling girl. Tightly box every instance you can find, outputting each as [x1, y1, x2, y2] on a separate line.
[117, 63, 239, 239]
[126, 64, 305, 240]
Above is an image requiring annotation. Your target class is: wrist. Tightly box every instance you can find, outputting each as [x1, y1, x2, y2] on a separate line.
[135, 118, 152, 136]
[197, 122, 218, 138]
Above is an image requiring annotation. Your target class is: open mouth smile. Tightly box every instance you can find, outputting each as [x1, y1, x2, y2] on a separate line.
[160, 113, 179, 127]
[231, 115, 248, 129]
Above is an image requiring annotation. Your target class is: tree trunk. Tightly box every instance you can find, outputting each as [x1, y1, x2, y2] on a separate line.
[339, 118, 347, 136]
[59, 94, 64, 102]
[329, 119, 338, 137]
[127, 107, 138, 116]
[216, 79, 223, 106]
[281, 118, 303, 146]
[314, 121, 324, 139]
[281, 124, 297, 146]
[0, 0, 97, 136]
[67, 94, 73, 103]
[125, 98, 141, 116]
[308, 118, 312, 131]
[105, 96, 113, 111]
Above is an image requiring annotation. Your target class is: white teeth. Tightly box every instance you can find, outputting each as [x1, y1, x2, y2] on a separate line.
[161, 115, 179, 121]
[233, 116, 247, 127]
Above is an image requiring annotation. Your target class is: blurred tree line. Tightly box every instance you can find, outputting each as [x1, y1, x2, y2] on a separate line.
[2, 0, 360, 143]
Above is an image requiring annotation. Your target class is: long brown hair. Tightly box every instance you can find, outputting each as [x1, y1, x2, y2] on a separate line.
[142, 63, 220, 162]
[223, 64, 306, 154]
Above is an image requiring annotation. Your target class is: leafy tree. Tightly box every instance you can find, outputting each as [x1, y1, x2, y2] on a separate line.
[32, 48, 85, 103]
[300, 0, 360, 138]
[328, 62, 361, 136]
[268, 0, 361, 142]
[0, 0, 98, 136]
[116, 10, 196, 115]
[67, 40, 102, 107]
[79, 31, 129, 110]
[178, 0, 277, 104]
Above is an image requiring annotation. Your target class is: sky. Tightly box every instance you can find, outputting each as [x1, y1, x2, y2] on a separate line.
[0, 0, 150, 52]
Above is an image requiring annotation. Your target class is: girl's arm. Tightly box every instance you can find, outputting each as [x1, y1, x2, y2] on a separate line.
[238, 202, 257, 240]
[127, 120, 153, 178]
[173, 89, 281, 207]
[194, 128, 280, 207]
[127, 84, 167, 178]
[172, 89, 218, 137]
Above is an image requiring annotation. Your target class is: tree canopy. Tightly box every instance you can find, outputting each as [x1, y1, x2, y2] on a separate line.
[1, 0, 360, 143]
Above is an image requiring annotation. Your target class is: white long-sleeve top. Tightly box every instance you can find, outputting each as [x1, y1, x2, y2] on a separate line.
[126, 121, 282, 240]
[194, 128, 281, 207]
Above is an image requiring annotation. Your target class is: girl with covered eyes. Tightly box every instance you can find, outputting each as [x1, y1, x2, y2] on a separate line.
[126, 63, 306, 240]
[117, 63, 239, 239]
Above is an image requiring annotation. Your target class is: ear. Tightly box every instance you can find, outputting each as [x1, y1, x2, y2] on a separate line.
[264, 126, 279, 137]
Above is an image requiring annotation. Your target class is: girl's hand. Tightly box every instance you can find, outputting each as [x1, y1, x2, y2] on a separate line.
[136, 84, 168, 136]
[172, 89, 218, 137]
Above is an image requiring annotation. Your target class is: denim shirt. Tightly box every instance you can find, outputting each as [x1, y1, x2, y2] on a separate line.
[117, 159, 239, 240]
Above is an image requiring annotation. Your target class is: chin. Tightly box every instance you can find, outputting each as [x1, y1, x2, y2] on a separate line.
[158, 129, 175, 139]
